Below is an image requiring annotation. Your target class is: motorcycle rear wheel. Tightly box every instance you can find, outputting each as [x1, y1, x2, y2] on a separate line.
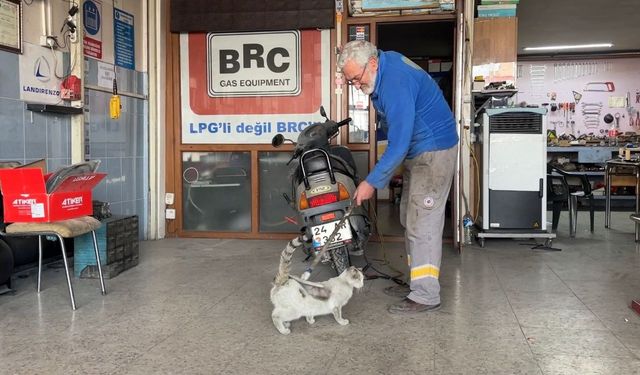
[330, 246, 350, 276]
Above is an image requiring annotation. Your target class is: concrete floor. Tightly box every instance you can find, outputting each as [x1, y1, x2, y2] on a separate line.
[1, 212, 640, 374]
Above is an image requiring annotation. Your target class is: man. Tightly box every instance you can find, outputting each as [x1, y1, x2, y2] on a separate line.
[337, 40, 458, 315]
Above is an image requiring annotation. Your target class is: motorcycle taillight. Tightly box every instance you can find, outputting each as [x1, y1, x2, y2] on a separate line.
[308, 193, 339, 208]
[338, 183, 350, 200]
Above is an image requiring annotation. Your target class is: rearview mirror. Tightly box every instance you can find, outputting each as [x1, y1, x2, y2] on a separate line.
[320, 106, 327, 120]
[271, 134, 285, 147]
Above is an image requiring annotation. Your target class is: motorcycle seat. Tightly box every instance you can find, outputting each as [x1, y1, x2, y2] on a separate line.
[302, 152, 331, 175]
[299, 150, 358, 182]
[329, 146, 357, 171]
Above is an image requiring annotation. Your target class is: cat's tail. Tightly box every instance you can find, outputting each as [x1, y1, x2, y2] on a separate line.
[273, 234, 309, 286]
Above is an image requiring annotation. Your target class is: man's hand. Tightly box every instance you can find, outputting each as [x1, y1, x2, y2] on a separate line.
[353, 180, 375, 206]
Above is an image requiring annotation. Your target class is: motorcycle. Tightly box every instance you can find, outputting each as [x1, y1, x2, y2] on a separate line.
[271, 107, 370, 275]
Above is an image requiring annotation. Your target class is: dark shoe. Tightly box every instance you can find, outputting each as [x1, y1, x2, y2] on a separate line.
[387, 298, 441, 315]
[383, 284, 410, 298]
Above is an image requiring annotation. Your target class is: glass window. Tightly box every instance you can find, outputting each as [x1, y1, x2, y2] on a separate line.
[352, 151, 369, 181]
[258, 152, 299, 232]
[348, 86, 370, 144]
[181, 152, 251, 232]
[346, 24, 371, 144]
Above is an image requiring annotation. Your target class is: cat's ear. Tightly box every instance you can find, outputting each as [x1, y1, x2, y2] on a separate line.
[349, 267, 362, 278]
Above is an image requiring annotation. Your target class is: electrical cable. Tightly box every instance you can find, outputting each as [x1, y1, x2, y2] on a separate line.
[49, 33, 77, 80]
[458, 21, 481, 223]
[465, 128, 481, 222]
[360, 201, 407, 286]
[53, 30, 71, 49]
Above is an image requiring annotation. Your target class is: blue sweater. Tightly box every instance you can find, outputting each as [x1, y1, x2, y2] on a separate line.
[366, 51, 459, 189]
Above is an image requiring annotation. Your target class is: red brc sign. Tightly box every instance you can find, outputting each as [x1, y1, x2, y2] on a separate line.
[187, 30, 322, 115]
[181, 30, 329, 144]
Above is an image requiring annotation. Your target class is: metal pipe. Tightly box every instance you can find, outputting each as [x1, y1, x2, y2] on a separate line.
[58, 235, 77, 310]
[41, 0, 47, 37]
[45, 0, 53, 37]
[92, 231, 107, 295]
[636, 166, 639, 240]
[454, 12, 464, 246]
[70, 0, 85, 163]
[570, 195, 577, 237]
[37, 235, 42, 293]
[605, 165, 610, 228]
[148, 0, 163, 239]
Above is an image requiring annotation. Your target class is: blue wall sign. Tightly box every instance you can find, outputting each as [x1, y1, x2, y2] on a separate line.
[83, 1, 101, 36]
[114, 8, 135, 70]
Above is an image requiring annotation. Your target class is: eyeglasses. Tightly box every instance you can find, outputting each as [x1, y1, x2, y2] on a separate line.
[345, 62, 368, 85]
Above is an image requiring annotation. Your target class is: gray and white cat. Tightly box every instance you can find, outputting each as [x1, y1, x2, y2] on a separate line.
[270, 236, 364, 335]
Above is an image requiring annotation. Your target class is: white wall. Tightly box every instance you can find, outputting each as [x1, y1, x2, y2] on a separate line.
[22, 1, 69, 48]
[20, 0, 146, 72]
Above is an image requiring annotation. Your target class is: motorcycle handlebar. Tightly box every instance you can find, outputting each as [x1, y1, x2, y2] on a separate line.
[336, 118, 352, 127]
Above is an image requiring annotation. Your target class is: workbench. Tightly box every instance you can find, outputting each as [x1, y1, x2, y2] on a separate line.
[547, 146, 618, 164]
[604, 159, 640, 240]
[548, 146, 638, 207]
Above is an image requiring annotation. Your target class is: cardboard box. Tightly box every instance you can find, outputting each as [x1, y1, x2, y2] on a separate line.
[0, 160, 47, 223]
[0, 159, 47, 172]
[0, 168, 105, 223]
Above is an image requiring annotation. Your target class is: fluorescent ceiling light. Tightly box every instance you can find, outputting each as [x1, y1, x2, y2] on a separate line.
[524, 43, 613, 51]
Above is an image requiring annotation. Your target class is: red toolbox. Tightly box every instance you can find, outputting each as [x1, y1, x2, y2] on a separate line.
[0, 168, 106, 223]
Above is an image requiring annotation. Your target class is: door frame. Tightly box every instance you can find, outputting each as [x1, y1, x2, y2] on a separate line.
[340, 13, 461, 245]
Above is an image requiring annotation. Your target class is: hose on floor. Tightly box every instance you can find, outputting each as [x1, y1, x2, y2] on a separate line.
[361, 201, 407, 286]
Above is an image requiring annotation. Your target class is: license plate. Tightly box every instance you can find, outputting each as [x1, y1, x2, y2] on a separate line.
[311, 220, 352, 248]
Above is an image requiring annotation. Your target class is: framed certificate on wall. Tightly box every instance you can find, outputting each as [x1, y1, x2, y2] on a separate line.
[0, 0, 21, 54]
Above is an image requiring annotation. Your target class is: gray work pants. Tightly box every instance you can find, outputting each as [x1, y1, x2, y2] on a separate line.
[399, 145, 457, 305]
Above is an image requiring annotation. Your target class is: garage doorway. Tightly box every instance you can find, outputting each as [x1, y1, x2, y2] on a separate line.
[373, 20, 457, 239]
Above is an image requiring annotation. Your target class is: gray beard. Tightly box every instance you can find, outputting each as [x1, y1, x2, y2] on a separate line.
[361, 71, 377, 95]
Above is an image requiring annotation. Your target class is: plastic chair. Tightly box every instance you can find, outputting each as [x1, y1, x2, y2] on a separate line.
[547, 173, 570, 233]
[548, 164, 595, 237]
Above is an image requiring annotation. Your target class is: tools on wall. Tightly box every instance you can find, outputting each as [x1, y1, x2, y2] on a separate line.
[553, 61, 611, 83]
[581, 102, 602, 129]
[520, 59, 640, 138]
[585, 81, 615, 92]
[627, 91, 640, 127]
[529, 65, 546, 90]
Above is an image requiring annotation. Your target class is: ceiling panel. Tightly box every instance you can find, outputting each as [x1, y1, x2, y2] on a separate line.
[517, 0, 640, 56]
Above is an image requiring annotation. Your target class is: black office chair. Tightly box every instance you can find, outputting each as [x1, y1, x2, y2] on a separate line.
[547, 163, 595, 237]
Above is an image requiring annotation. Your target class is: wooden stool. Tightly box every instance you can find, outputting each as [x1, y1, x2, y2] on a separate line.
[0, 216, 106, 310]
